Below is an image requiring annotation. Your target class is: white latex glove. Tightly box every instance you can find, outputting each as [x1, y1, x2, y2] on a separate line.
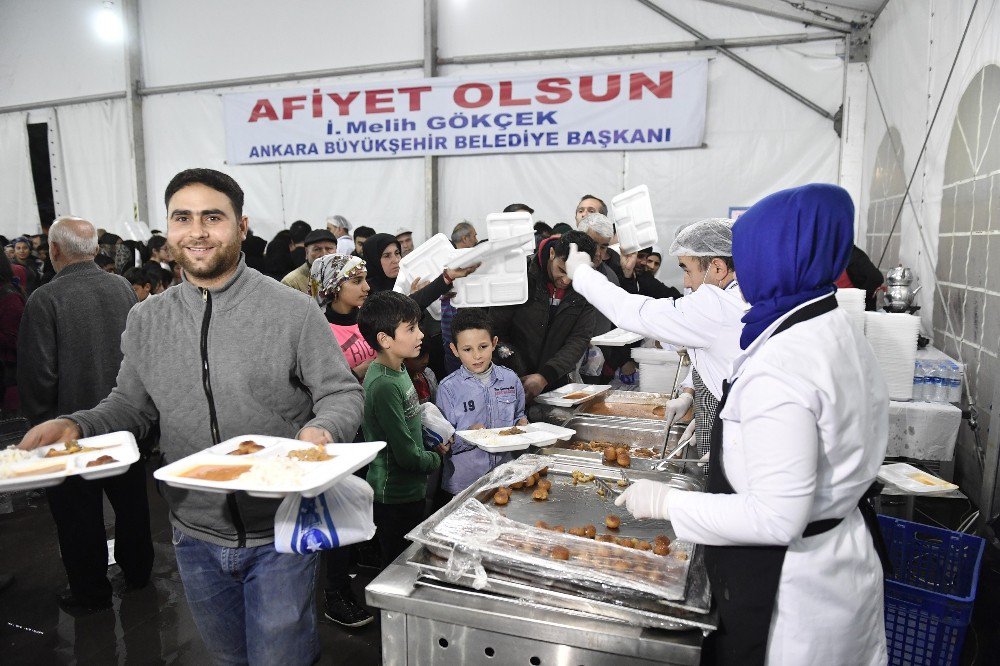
[614, 478, 674, 520]
[564, 243, 593, 281]
[678, 420, 696, 449]
[663, 393, 694, 427]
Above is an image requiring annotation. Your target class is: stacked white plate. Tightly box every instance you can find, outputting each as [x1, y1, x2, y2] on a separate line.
[864, 312, 920, 400]
[835, 288, 866, 339]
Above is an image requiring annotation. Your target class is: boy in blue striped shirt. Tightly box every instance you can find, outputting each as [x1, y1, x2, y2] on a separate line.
[435, 309, 529, 501]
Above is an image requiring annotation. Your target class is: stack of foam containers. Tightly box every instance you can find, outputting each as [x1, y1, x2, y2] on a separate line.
[863, 312, 921, 400]
[630, 347, 682, 394]
[835, 288, 867, 339]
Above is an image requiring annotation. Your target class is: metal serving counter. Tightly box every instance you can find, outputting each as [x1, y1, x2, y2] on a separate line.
[367, 544, 705, 665]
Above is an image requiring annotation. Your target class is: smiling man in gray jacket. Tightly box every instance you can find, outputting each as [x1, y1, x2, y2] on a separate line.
[20, 168, 364, 666]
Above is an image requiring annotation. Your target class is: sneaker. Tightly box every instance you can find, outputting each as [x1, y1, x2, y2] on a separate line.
[323, 589, 374, 627]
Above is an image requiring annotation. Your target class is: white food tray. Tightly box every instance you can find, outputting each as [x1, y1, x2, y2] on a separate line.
[456, 426, 557, 453]
[154, 435, 385, 498]
[534, 383, 612, 407]
[611, 185, 657, 255]
[591, 328, 644, 346]
[877, 463, 958, 494]
[487, 211, 535, 256]
[445, 232, 533, 270]
[0, 431, 140, 492]
[451, 247, 529, 308]
[396, 233, 453, 284]
[521, 421, 575, 442]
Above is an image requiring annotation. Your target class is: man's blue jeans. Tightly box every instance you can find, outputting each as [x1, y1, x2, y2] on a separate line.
[172, 528, 319, 665]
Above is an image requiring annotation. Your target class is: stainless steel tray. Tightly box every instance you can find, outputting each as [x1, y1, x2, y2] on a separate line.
[405, 547, 717, 632]
[409, 455, 705, 605]
[538, 416, 687, 471]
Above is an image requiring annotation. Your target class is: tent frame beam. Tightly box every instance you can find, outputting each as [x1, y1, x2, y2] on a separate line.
[693, 0, 876, 33]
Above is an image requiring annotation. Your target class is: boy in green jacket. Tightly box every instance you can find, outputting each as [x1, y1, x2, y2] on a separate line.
[358, 291, 447, 566]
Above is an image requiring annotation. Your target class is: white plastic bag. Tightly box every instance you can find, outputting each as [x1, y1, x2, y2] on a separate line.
[274, 476, 376, 554]
[421, 402, 455, 451]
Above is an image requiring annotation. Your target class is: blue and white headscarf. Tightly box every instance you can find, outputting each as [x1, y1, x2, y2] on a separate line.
[732, 183, 854, 349]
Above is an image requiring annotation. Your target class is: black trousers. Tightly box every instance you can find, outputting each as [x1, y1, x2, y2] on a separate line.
[373, 500, 425, 568]
[45, 460, 154, 604]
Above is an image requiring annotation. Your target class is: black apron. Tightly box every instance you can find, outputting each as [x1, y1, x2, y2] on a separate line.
[701, 294, 891, 666]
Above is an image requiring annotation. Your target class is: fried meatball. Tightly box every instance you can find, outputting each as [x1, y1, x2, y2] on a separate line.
[551, 546, 570, 561]
[616, 451, 631, 467]
[653, 543, 671, 556]
[568, 526, 586, 537]
[583, 524, 597, 539]
[493, 491, 509, 506]
[605, 514, 621, 530]
[532, 488, 548, 501]
[603, 447, 617, 463]
[537, 479, 552, 491]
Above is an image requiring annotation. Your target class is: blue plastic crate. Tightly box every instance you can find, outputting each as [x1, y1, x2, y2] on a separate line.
[878, 515, 986, 666]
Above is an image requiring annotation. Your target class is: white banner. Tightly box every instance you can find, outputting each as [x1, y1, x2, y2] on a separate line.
[223, 60, 708, 164]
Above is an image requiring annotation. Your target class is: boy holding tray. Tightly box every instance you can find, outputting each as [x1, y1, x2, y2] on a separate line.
[357, 291, 447, 566]
[435, 309, 529, 505]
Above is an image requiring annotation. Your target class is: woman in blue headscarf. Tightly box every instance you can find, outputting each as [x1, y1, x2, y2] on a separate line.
[617, 184, 890, 665]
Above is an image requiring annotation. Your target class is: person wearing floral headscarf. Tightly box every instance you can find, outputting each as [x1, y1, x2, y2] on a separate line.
[311, 253, 375, 381]
[309, 252, 378, 628]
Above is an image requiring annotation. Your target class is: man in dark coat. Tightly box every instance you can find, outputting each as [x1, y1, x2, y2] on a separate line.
[491, 231, 598, 402]
[17, 216, 153, 614]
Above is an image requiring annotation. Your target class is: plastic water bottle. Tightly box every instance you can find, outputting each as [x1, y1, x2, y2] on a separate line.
[925, 363, 945, 402]
[912, 361, 926, 401]
[947, 362, 963, 403]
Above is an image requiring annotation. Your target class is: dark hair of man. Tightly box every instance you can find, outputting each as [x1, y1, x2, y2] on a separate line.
[158, 265, 174, 287]
[0, 252, 20, 292]
[648, 251, 662, 261]
[697, 255, 736, 272]
[353, 225, 376, 240]
[94, 254, 115, 269]
[164, 168, 245, 218]
[357, 290, 422, 351]
[289, 220, 311, 243]
[503, 203, 534, 214]
[533, 221, 552, 234]
[123, 267, 151, 287]
[578, 194, 608, 216]
[551, 230, 597, 261]
[148, 235, 168, 252]
[451, 308, 495, 344]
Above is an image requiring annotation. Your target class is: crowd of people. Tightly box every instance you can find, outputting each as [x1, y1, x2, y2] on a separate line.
[3, 167, 892, 665]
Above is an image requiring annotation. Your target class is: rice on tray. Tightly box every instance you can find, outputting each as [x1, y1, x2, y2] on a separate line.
[241, 457, 305, 486]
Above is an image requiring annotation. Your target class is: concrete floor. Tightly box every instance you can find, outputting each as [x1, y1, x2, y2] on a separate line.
[0, 469, 382, 665]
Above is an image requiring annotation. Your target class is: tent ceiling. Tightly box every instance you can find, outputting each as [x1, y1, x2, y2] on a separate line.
[695, 0, 886, 32]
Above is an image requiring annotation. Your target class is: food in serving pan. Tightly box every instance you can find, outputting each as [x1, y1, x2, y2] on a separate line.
[583, 401, 667, 420]
[44, 440, 99, 457]
[605, 514, 621, 529]
[497, 426, 525, 436]
[288, 447, 333, 462]
[180, 464, 253, 481]
[550, 545, 570, 560]
[561, 390, 593, 400]
[616, 450, 632, 467]
[574, 440, 658, 461]
[228, 440, 265, 455]
[537, 478, 552, 491]
[493, 489, 510, 506]
[532, 488, 548, 501]
[85, 455, 118, 467]
[570, 470, 595, 484]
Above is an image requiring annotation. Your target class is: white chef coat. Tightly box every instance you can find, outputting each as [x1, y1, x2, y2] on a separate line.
[572, 264, 747, 399]
[669, 294, 889, 665]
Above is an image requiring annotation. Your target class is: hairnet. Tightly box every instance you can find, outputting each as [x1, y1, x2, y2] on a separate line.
[578, 212, 614, 239]
[668, 218, 734, 257]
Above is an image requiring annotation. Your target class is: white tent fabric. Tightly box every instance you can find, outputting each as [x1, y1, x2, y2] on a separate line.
[0, 112, 41, 238]
[55, 100, 135, 235]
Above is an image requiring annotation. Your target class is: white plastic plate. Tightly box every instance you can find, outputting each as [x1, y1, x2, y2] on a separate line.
[487, 211, 535, 256]
[451, 247, 529, 308]
[877, 463, 958, 493]
[456, 427, 555, 453]
[591, 328, 644, 346]
[154, 435, 385, 498]
[611, 185, 658, 255]
[519, 422, 575, 442]
[445, 232, 533, 270]
[534, 383, 613, 407]
[0, 431, 140, 492]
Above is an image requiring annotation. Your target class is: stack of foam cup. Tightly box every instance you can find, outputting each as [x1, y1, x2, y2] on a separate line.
[863, 312, 921, 400]
[835, 288, 867, 339]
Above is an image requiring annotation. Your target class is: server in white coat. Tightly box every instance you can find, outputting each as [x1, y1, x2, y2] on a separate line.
[617, 184, 890, 665]
[565, 218, 748, 455]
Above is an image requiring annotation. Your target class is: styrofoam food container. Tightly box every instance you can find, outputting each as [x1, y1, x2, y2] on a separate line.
[591, 328, 644, 346]
[0, 431, 140, 492]
[154, 435, 385, 498]
[451, 247, 528, 308]
[534, 383, 612, 407]
[487, 211, 535, 256]
[456, 426, 555, 453]
[611, 185, 657, 255]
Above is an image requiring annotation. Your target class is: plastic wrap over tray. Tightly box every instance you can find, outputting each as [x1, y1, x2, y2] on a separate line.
[410, 455, 697, 603]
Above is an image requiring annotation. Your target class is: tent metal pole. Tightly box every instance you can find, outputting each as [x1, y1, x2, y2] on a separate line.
[634, 0, 834, 121]
[437, 31, 842, 66]
[423, 0, 438, 241]
[0, 92, 126, 114]
[123, 0, 150, 229]
[691, 0, 872, 33]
